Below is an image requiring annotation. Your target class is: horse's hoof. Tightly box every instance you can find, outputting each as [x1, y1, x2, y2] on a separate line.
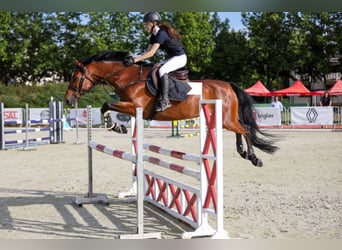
[248, 154, 263, 167]
[254, 159, 263, 167]
[120, 125, 128, 134]
[112, 124, 128, 134]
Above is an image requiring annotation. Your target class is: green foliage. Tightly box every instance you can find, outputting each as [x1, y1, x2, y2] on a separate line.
[172, 12, 214, 77]
[242, 12, 293, 89]
[242, 12, 341, 89]
[210, 28, 251, 86]
[0, 11, 340, 93]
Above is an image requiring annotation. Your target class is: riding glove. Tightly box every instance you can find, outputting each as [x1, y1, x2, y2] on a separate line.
[124, 56, 135, 66]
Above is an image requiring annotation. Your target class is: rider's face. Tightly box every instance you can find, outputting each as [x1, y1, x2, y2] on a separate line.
[144, 22, 153, 33]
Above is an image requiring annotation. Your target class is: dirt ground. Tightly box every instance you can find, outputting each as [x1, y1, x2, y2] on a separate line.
[0, 127, 341, 239]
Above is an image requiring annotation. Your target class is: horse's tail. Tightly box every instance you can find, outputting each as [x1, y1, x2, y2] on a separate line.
[230, 83, 279, 154]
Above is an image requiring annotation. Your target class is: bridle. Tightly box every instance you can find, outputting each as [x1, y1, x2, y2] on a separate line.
[67, 61, 146, 98]
[67, 65, 96, 97]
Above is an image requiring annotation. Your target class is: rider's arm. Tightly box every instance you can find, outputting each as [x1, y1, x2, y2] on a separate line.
[134, 43, 160, 63]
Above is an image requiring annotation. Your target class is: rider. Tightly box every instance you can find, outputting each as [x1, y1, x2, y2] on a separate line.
[125, 12, 187, 112]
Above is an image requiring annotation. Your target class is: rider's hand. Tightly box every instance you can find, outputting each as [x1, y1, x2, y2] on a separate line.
[124, 56, 135, 66]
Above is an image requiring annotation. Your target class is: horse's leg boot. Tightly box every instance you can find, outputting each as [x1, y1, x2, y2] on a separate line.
[103, 111, 115, 130]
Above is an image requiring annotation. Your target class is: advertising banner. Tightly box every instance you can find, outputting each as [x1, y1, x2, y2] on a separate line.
[291, 107, 333, 125]
[254, 107, 281, 126]
[29, 108, 50, 123]
[3, 108, 23, 124]
[68, 108, 102, 126]
[109, 111, 132, 127]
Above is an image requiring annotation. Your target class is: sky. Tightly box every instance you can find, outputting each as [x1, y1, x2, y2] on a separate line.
[217, 12, 245, 31]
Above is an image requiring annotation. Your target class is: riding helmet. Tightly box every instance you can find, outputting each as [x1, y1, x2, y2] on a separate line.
[143, 12, 162, 23]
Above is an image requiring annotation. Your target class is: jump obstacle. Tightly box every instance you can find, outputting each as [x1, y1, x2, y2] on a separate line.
[74, 106, 162, 239]
[74, 100, 229, 239]
[0, 101, 64, 150]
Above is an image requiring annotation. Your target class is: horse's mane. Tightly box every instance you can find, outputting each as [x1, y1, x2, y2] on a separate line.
[80, 50, 130, 65]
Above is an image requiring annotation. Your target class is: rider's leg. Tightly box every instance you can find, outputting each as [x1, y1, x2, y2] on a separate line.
[155, 55, 187, 112]
[155, 73, 171, 112]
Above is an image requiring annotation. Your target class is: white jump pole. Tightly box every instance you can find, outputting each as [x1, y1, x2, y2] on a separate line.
[119, 107, 161, 239]
[73, 105, 109, 206]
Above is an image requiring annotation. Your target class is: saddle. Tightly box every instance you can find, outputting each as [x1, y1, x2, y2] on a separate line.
[146, 66, 192, 102]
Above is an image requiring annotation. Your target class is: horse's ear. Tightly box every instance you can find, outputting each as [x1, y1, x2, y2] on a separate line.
[73, 58, 84, 68]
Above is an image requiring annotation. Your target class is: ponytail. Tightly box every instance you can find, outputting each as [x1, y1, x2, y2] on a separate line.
[160, 24, 182, 40]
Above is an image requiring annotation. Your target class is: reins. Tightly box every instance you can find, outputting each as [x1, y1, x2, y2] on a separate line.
[96, 63, 146, 91]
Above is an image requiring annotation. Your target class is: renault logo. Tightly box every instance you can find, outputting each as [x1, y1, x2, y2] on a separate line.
[306, 108, 318, 123]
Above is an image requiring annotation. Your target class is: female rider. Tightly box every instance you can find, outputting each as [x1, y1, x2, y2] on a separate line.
[125, 12, 187, 112]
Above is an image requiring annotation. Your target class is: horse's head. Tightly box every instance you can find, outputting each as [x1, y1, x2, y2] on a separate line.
[65, 50, 137, 106]
[65, 60, 99, 106]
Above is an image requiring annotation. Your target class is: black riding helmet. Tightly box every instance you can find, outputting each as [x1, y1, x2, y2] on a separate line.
[143, 12, 162, 24]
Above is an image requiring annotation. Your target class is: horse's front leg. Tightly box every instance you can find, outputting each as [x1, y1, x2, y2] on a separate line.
[100, 101, 136, 134]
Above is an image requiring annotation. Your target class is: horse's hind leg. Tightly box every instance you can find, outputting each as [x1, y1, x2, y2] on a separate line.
[235, 133, 247, 159]
[242, 125, 263, 167]
[226, 121, 263, 167]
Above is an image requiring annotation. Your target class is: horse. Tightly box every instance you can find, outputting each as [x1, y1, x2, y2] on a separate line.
[65, 50, 278, 167]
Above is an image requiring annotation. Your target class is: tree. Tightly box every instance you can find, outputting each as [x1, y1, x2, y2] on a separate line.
[242, 12, 293, 90]
[171, 12, 215, 79]
[330, 12, 342, 73]
[1, 11, 340, 91]
[209, 15, 252, 86]
[0, 12, 11, 84]
[86, 12, 140, 54]
[25, 13, 61, 82]
[287, 12, 341, 83]
[0, 12, 32, 83]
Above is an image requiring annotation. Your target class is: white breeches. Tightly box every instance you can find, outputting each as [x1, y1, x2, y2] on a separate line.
[158, 54, 187, 77]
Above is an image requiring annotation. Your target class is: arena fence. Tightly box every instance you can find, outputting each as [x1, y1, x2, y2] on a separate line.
[0, 101, 64, 150]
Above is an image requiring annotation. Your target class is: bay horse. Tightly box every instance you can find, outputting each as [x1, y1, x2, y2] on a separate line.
[65, 50, 278, 167]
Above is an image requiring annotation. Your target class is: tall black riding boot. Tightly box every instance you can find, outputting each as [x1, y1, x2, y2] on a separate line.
[155, 74, 171, 112]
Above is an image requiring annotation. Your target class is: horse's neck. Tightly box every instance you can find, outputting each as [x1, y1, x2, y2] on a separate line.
[98, 62, 151, 89]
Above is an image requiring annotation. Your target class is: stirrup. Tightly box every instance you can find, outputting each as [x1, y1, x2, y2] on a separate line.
[155, 99, 171, 112]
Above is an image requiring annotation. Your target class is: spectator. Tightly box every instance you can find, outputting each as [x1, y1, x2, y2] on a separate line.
[270, 96, 284, 111]
[320, 91, 332, 106]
